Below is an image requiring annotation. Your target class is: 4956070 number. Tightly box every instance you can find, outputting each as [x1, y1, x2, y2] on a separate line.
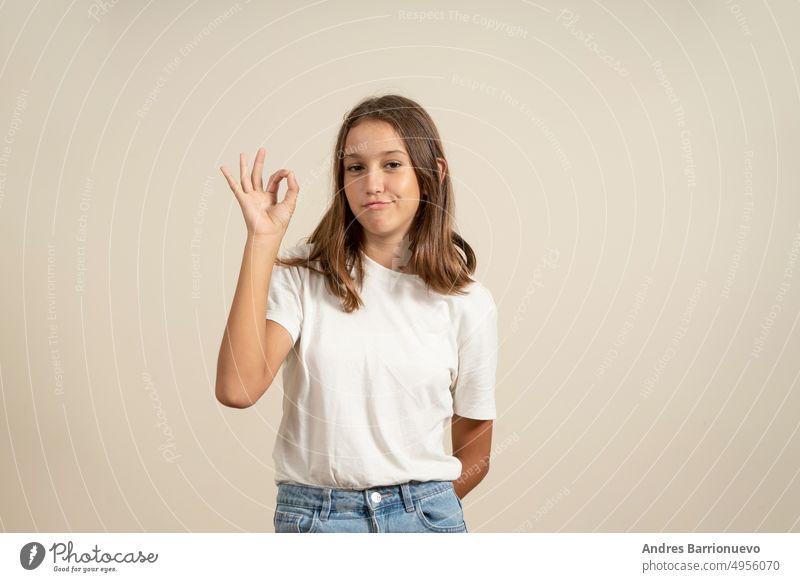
[729, 560, 780, 571]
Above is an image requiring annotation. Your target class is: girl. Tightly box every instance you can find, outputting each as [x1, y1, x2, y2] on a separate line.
[216, 94, 498, 533]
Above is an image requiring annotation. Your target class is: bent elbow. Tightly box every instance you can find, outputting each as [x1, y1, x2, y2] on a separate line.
[479, 456, 491, 479]
[217, 395, 253, 409]
[215, 381, 258, 409]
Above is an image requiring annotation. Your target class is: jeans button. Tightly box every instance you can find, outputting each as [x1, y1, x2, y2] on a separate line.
[370, 491, 382, 503]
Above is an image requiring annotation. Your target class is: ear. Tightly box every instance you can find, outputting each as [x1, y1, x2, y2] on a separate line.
[436, 157, 448, 186]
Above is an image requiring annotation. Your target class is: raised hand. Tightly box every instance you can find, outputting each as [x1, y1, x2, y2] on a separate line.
[220, 147, 300, 237]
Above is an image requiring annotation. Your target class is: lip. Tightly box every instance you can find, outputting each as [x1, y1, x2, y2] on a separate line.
[364, 201, 393, 209]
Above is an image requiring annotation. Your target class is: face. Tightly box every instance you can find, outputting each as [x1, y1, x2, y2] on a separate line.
[341, 119, 421, 242]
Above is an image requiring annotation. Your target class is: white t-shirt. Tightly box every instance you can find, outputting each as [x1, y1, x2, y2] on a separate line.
[266, 242, 498, 489]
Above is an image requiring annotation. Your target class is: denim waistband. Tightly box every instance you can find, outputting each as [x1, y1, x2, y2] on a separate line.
[276, 480, 453, 519]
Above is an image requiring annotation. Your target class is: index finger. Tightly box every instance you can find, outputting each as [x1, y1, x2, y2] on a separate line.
[220, 165, 242, 196]
[265, 169, 292, 197]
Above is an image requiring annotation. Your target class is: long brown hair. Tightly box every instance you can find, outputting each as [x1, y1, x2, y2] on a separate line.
[275, 93, 478, 313]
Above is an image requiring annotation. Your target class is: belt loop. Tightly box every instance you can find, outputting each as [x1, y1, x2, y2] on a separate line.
[400, 482, 414, 513]
[319, 487, 331, 521]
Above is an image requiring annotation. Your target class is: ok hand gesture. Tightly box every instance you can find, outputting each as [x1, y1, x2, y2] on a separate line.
[220, 147, 299, 237]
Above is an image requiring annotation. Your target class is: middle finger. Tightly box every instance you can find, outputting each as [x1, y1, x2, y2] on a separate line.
[252, 148, 266, 191]
[240, 152, 253, 192]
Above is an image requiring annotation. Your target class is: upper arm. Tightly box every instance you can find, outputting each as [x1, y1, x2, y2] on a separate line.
[450, 285, 498, 420]
[263, 319, 294, 388]
[217, 319, 294, 409]
[262, 252, 304, 391]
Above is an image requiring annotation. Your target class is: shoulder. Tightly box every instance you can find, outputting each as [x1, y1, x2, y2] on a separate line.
[275, 242, 327, 285]
[453, 279, 496, 311]
[278, 241, 313, 261]
[445, 279, 497, 326]
[276, 242, 319, 272]
[446, 279, 497, 348]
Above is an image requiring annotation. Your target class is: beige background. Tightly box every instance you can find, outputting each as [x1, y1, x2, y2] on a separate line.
[1, 0, 798, 533]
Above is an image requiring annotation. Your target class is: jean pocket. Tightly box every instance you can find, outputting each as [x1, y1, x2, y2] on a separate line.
[414, 489, 468, 533]
[452, 491, 469, 532]
[273, 505, 318, 533]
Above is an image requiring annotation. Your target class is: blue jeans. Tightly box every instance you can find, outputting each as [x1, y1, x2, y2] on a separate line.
[273, 479, 468, 533]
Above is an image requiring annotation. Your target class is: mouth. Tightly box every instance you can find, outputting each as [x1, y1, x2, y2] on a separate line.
[364, 201, 393, 209]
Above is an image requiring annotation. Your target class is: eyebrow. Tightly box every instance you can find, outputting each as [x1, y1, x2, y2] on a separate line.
[342, 149, 408, 159]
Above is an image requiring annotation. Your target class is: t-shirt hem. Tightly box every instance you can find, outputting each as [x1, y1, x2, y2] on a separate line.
[274, 476, 459, 489]
[452, 407, 497, 420]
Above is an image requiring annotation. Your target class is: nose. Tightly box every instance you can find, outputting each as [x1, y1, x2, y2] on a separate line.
[363, 168, 383, 194]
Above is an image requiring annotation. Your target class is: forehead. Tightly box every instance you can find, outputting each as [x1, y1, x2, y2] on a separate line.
[343, 120, 407, 156]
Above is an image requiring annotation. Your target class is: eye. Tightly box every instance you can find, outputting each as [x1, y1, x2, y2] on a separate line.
[345, 161, 402, 172]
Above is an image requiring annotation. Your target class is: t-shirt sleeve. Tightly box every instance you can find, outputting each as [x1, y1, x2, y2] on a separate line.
[450, 284, 498, 420]
[265, 255, 304, 345]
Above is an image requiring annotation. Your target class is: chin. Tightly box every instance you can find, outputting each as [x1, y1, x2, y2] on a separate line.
[361, 225, 393, 235]
[361, 222, 402, 237]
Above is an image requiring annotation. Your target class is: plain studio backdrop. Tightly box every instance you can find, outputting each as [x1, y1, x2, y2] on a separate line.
[0, 0, 798, 533]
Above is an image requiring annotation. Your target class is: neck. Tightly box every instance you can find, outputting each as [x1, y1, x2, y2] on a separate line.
[362, 233, 412, 272]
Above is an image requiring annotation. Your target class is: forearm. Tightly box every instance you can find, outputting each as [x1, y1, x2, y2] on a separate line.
[450, 415, 493, 499]
[452, 451, 490, 499]
[215, 233, 282, 406]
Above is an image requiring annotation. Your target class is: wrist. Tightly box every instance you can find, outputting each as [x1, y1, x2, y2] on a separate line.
[246, 231, 284, 243]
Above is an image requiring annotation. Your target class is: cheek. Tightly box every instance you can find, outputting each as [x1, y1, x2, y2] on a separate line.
[398, 198, 420, 214]
[343, 189, 359, 210]
[396, 173, 421, 201]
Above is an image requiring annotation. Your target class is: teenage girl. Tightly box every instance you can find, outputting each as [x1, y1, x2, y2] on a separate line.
[216, 94, 498, 533]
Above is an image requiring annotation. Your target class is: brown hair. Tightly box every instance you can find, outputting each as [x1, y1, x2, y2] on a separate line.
[275, 93, 478, 312]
